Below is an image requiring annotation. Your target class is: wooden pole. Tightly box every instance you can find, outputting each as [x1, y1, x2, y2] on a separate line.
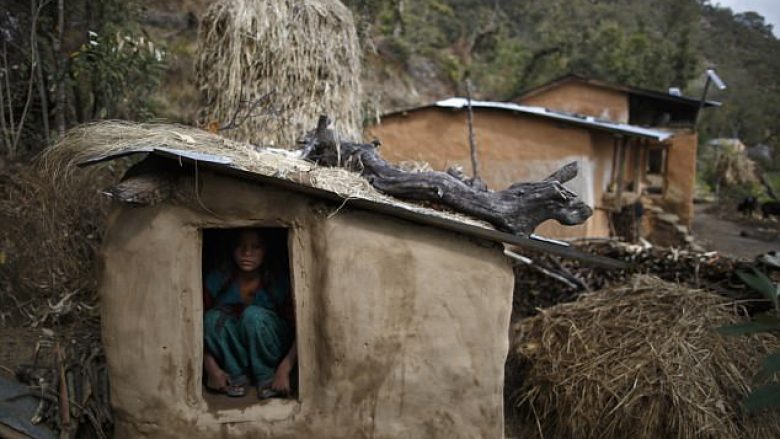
[695, 75, 711, 128]
[615, 136, 627, 210]
[465, 79, 480, 180]
[633, 140, 642, 194]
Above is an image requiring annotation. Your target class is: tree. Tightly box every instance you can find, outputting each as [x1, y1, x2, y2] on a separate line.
[0, 0, 166, 159]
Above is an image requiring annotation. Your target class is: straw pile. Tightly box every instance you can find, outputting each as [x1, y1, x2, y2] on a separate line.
[506, 275, 780, 439]
[714, 143, 759, 187]
[195, 0, 362, 148]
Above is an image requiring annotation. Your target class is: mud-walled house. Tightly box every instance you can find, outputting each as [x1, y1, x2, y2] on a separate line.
[366, 74, 719, 241]
[68, 124, 543, 438]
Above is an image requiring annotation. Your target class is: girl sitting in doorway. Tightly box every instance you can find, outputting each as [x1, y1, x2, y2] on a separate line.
[202, 228, 296, 399]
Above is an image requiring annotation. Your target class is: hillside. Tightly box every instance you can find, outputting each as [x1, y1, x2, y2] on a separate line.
[1, 0, 779, 158]
[345, 0, 780, 153]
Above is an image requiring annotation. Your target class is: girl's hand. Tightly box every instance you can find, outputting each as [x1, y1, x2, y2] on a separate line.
[271, 363, 292, 394]
[204, 353, 229, 391]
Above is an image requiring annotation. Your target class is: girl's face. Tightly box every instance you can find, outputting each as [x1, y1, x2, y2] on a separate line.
[233, 230, 264, 273]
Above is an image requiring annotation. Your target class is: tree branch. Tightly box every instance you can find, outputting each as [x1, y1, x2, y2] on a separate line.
[303, 118, 592, 235]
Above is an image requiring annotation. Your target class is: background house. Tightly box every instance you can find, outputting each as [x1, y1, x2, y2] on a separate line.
[366, 75, 719, 241]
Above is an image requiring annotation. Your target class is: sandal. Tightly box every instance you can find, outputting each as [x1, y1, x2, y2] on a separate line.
[257, 387, 279, 399]
[256, 379, 284, 400]
[225, 382, 246, 397]
[225, 375, 248, 397]
[206, 374, 247, 397]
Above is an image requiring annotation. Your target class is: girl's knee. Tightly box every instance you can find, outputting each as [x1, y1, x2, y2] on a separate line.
[240, 305, 275, 328]
[204, 308, 233, 335]
[204, 309, 223, 326]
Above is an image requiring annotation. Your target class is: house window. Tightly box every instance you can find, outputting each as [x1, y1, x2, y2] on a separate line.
[645, 147, 666, 195]
[201, 227, 297, 410]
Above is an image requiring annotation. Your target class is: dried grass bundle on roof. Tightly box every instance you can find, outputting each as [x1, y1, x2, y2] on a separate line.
[506, 275, 780, 439]
[43, 121, 488, 228]
[195, 0, 362, 148]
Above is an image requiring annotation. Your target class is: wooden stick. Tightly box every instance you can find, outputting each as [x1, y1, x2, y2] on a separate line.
[504, 249, 580, 290]
[465, 79, 480, 180]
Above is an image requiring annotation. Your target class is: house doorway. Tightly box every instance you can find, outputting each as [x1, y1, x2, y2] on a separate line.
[201, 227, 298, 410]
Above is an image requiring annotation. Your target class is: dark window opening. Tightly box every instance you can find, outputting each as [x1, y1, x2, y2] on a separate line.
[645, 147, 666, 195]
[201, 227, 297, 410]
[628, 95, 698, 127]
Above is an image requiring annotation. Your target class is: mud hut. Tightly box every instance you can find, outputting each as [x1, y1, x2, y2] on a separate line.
[45, 122, 527, 438]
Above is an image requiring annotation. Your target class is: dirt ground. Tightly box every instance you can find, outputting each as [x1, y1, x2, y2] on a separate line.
[692, 202, 780, 260]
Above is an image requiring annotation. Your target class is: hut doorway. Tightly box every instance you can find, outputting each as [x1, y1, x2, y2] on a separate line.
[201, 227, 298, 410]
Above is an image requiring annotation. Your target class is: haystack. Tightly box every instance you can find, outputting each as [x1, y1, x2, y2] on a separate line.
[195, 0, 362, 147]
[714, 143, 758, 187]
[507, 275, 780, 439]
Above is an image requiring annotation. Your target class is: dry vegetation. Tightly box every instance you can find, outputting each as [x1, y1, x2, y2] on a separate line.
[507, 275, 780, 439]
[195, 0, 362, 147]
[0, 162, 121, 328]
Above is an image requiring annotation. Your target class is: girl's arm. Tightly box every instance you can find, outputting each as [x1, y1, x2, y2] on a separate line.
[271, 340, 297, 393]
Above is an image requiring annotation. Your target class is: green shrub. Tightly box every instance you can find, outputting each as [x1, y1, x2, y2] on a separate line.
[718, 268, 780, 412]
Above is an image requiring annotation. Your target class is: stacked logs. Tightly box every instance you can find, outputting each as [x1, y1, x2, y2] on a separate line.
[511, 240, 770, 318]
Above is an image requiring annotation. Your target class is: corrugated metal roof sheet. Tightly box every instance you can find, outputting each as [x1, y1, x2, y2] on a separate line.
[434, 97, 673, 142]
[516, 73, 721, 108]
[82, 147, 626, 268]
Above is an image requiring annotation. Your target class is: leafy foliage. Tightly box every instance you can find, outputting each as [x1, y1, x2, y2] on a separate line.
[696, 3, 780, 154]
[718, 268, 780, 411]
[347, 0, 780, 159]
[0, 0, 166, 158]
[71, 31, 166, 121]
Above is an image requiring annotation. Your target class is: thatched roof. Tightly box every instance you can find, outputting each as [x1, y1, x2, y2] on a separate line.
[45, 121, 489, 225]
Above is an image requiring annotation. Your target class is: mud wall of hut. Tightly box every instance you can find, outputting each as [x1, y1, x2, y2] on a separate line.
[99, 172, 514, 438]
[661, 130, 697, 226]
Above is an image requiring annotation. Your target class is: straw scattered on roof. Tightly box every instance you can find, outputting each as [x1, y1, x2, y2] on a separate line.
[506, 275, 780, 439]
[43, 121, 490, 228]
[195, 0, 362, 148]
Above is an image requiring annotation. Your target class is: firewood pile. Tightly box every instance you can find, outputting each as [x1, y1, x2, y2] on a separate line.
[511, 240, 771, 318]
[1, 323, 111, 438]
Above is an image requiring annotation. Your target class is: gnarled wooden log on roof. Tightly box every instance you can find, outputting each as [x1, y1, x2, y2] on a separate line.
[107, 117, 592, 236]
[302, 116, 592, 235]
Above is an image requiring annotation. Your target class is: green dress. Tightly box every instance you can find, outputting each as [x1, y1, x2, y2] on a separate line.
[203, 270, 294, 385]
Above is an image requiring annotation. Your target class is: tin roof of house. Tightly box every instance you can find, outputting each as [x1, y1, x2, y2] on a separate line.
[436, 98, 673, 141]
[516, 73, 722, 108]
[61, 122, 624, 268]
[381, 98, 673, 142]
